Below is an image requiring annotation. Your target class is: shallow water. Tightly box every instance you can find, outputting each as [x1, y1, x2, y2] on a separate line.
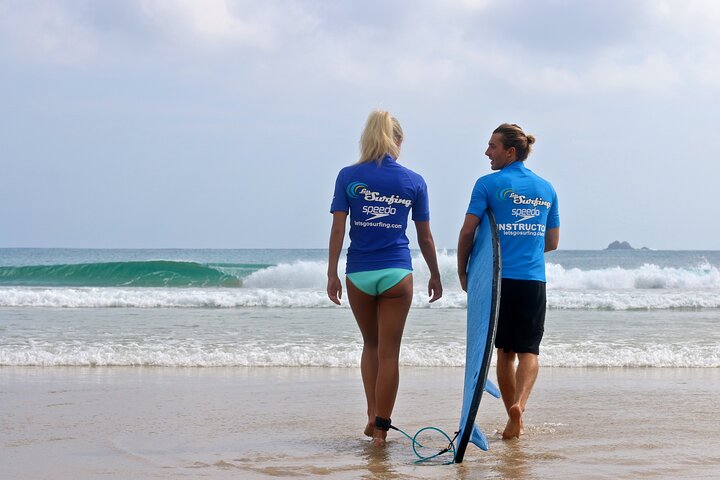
[2, 307, 719, 368]
[2, 367, 719, 479]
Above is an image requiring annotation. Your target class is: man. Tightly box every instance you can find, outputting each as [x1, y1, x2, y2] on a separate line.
[457, 123, 560, 439]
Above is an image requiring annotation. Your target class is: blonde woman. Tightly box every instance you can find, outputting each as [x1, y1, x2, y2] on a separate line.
[327, 110, 442, 447]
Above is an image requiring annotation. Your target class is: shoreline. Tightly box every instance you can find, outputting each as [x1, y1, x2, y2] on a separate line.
[2, 366, 719, 479]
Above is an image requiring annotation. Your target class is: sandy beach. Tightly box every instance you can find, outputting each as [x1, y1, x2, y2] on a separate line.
[2, 366, 719, 479]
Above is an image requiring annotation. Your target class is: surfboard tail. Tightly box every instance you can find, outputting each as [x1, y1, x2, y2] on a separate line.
[484, 379, 501, 398]
[470, 425, 489, 451]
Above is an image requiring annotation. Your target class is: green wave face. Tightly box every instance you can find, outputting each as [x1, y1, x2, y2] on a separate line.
[0, 261, 271, 287]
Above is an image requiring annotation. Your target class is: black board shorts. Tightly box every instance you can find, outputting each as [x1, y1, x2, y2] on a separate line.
[495, 278, 547, 355]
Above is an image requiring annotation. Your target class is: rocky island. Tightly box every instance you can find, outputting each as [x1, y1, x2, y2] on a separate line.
[605, 241, 651, 251]
[606, 241, 634, 250]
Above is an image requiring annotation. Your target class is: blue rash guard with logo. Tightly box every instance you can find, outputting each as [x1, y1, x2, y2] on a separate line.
[330, 154, 430, 274]
[467, 161, 559, 282]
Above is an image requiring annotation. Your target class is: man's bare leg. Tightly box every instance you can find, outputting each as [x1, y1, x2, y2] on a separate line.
[497, 350, 539, 439]
[496, 349, 517, 413]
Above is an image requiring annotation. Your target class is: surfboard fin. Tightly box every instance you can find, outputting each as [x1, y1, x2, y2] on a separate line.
[484, 379, 501, 398]
[470, 424, 489, 451]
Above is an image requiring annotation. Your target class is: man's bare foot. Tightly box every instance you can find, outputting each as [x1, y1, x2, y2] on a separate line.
[364, 421, 374, 437]
[502, 404, 523, 439]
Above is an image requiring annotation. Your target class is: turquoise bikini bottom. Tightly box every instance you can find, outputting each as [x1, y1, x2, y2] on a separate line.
[346, 268, 413, 296]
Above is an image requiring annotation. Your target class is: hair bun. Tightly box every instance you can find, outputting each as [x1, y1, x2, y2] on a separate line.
[526, 134, 536, 145]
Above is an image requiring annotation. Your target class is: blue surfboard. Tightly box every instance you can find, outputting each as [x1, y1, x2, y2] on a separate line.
[454, 210, 501, 463]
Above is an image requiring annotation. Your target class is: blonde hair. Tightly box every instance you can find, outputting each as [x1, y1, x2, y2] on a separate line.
[358, 109, 403, 164]
[493, 123, 536, 161]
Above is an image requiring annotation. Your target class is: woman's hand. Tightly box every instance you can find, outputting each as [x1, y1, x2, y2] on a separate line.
[327, 274, 343, 305]
[327, 211, 347, 305]
[414, 220, 443, 303]
[428, 275, 443, 303]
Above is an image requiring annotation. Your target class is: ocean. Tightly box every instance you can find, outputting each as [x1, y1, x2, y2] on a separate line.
[1, 248, 719, 369]
[3, 248, 720, 479]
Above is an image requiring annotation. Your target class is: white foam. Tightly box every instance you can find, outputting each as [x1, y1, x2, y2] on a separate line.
[546, 261, 720, 290]
[2, 341, 718, 367]
[0, 287, 335, 308]
[243, 255, 720, 293]
[1, 253, 718, 310]
[1, 286, 719, 310]
[541, 342, 720, 368]
[547, 290, 720, 310]
[241, 251, 462, 290]
[243, 261, 327, 289]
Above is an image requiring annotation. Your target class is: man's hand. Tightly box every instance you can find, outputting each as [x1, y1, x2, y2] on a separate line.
[458, 272, 468, 292]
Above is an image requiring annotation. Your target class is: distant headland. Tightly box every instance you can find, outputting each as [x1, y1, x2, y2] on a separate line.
[605, 241, 651, 251]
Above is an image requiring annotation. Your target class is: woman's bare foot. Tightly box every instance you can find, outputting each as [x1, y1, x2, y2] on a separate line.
[372, 428, 387, 447]
[502, 404, 523, 439]
[364, 420, 374, 437]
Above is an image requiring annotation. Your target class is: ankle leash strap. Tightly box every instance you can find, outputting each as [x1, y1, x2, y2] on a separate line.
[374, 416, 393, 431]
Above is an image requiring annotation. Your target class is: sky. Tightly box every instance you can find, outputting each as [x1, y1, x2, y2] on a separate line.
[1, 0, 719, 250]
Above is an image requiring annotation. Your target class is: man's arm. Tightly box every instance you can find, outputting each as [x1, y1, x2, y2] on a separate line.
[457, 214, 481, 292]
[545, 227, 559, 252]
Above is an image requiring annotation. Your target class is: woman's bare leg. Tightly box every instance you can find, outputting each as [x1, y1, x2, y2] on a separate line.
[347, 274, 413, 447]
[346, 279, 379, 437]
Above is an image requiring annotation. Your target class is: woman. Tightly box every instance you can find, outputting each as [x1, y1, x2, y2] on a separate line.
[327, 109, 442, 447]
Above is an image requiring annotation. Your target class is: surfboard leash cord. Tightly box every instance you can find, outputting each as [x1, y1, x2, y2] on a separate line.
[387, 423, 459, 465]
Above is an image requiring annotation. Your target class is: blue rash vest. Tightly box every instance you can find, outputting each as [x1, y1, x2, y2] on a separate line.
[467, 161, 559, 282]
[330, 154, 430, 274]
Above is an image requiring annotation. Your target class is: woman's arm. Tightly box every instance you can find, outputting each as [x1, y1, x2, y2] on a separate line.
[327, 211, 347, 305]
[457, 214, 481, 292]
[415, 221, 442, 303]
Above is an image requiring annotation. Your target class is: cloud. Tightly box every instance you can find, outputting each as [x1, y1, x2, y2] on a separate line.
[644, 0, 720, 88]
[137, 0, 318, 51]
[0, 0, 320, 65]
[650, 0, 720, 39]
[499, 50, 680, 95]
[431, 0, 495, 12]
[2, 0, 720, 93]
[0, 0, 98, 65]
[140, 0, 268, 47]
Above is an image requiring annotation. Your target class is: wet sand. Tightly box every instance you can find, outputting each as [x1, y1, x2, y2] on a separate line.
[2, 366, 720, 479]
